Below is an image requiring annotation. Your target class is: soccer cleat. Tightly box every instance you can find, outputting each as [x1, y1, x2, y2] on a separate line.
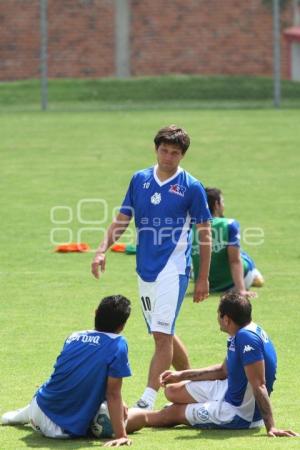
[1, 407, 30, 425]
[132, 399, 152, 410]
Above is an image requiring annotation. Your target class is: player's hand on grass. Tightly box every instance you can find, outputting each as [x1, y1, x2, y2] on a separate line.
[104, 437, 132, 447]
[160, 370, 183, 386]
[91, 253, 106, 279]
[193, 278, 209, 303]
[267, 427, 299, 437]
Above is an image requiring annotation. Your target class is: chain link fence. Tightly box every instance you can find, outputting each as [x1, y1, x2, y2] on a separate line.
[0, 0, 300, 110]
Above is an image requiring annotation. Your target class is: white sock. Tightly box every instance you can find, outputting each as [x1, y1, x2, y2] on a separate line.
[141, 387, 158, 408]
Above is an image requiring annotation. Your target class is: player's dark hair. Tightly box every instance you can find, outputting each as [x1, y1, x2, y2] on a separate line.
[218, 292, 252, 327]
[205, 187, 222, 215]
[154, 125, 190, 154]
[95, 295, 131, 333]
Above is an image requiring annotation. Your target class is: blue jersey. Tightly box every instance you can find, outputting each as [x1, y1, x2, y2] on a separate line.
[225, 322, 277, 424]
[120, 166, 211, 281]
[36, 330, 131, 437]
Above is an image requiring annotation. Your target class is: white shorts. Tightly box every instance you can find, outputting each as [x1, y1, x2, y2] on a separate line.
[29, 397, 70, 439]
[138, 267, 188, 335]
[185, 379, 263, 429]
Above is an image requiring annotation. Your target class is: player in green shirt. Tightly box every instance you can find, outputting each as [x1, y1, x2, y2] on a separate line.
[192, 188, 264, 295]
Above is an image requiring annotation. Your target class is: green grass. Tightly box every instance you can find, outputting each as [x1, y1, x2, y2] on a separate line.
[1, 75, 300, 111]
[1, 109, 300, 449]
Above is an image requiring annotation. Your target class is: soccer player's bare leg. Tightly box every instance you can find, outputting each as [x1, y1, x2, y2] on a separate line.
[136, 334, 190, 410]
[147, 332, 173, 391]
[172, 335, 190, 370]
[126, 404, 188, 433]
[164, 382, 197, 404]
[134, 332, 174, 410]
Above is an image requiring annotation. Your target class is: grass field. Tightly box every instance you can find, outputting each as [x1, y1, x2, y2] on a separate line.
[1, 107, 300, 449]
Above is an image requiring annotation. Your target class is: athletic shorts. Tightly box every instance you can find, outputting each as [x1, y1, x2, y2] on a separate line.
[185, 379, 263, 430]
[138, 266, 189, 335]
[29, 397, 70, 439]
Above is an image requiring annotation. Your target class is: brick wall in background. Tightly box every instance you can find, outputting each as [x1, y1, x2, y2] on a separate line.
[47, 0, 114, 78]
[131, 0, 292, 78]
[0, 0, 114, 80]
[0, 0, 40, 80]
[0, 0, 294, 81]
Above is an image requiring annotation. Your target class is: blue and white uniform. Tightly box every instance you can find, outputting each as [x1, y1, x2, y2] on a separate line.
[185, 322, 277, 429]
[120, 165, 211, 334]
[30, 330, 131, 438]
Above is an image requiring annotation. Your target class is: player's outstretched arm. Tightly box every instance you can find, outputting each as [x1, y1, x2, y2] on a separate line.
[193, 222, 211, 303]
[227, 246, 257, 298]
[105, 377, 132, 447]
[160, 360, 227, 386]
[91, 213, 131, 279]
[244, 361, 298, 437]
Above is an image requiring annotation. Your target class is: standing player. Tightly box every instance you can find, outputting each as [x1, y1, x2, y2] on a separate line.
[2, 295, 132, 447]
[126, 293, 298, 438]
[91, 125, 212, 410]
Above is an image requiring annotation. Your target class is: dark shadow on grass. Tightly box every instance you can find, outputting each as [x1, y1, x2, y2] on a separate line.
[144, 425, 264, 440]
[174, 427, 263, 440]
[13, 425, 106, 448]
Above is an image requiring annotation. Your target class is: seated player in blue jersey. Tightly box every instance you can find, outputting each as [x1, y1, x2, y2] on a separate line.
[1, 295, 132, 447]
[92, 125, 212, 411]
[126, 292, 297, 438]
[192, 187, 264, 295]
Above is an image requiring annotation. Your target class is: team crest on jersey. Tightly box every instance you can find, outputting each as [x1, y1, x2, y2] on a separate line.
[169, 184, 186, 197]
[151, 192, 161, 205]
